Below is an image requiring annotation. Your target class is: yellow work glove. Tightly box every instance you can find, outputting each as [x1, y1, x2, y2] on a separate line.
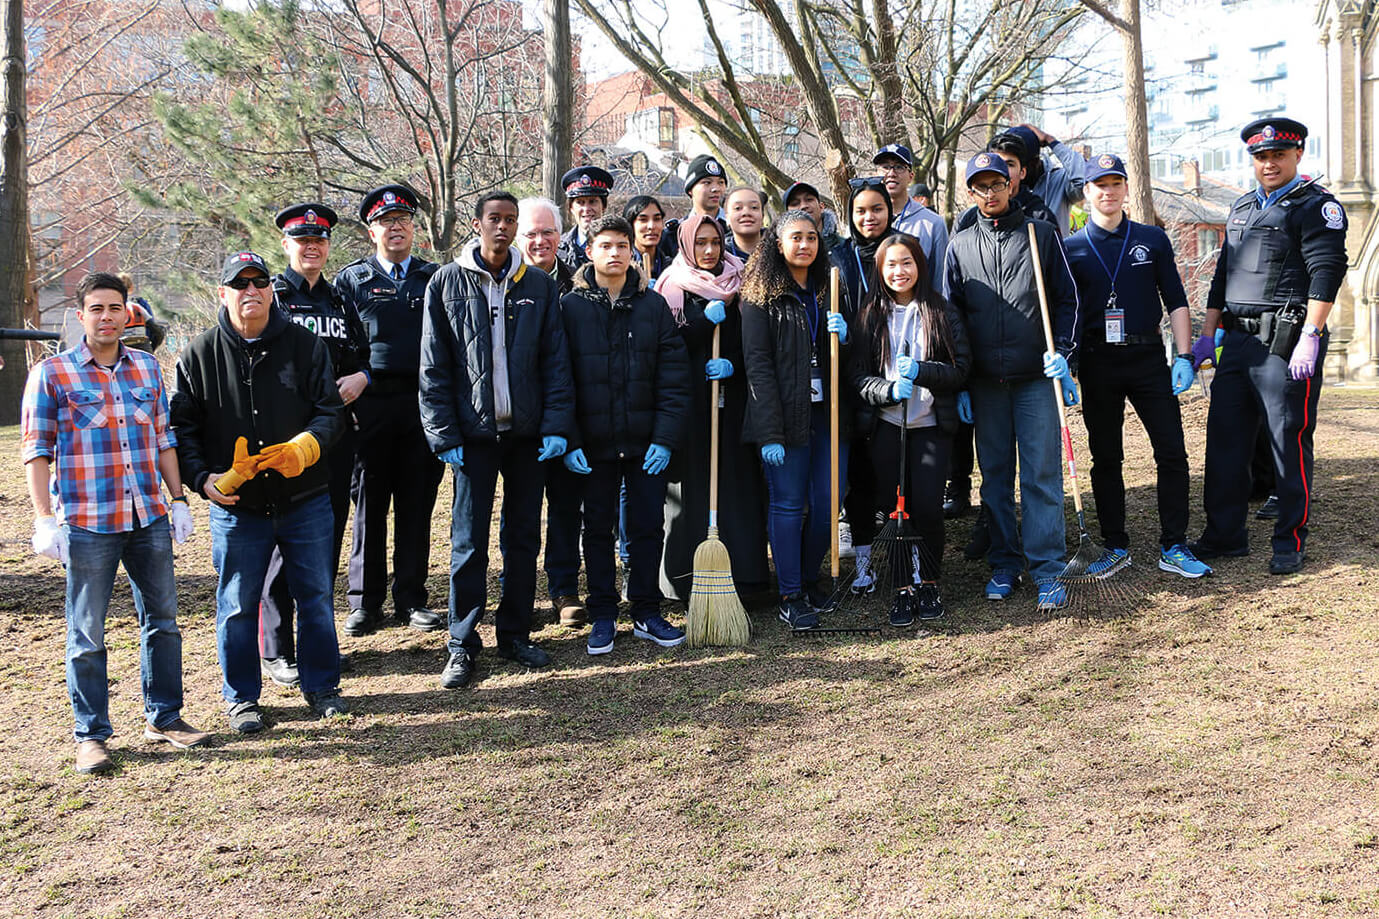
[257, 432, 321, 479]
[213, 436, 263, 496]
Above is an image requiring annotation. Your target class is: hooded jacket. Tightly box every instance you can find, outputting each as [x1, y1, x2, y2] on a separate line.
[831, 182, 895, 314]
[559, 263, 692, 462]
[418, 242, 574, 451]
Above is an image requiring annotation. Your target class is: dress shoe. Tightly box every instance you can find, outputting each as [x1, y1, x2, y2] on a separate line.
[497, 637, 552, 668]
[74, 739, 113, 775]
[554, 595, 586, 627]
[260, 656, 300, 688]
[404, 607, 444, 632]
[439, 651, 476, 689]
[1187, 540, 1249, 561]
[343, 606, 385, 636]
[1269, 550, 1305, 575]
[1255, 495, 1280, 520]
[144, 718, 211, 749]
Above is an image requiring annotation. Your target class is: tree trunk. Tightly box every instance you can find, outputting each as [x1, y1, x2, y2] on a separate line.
[1120, 0, 1153, 222]
[541, 0, 572, 207]
[0, 0, 29, 422]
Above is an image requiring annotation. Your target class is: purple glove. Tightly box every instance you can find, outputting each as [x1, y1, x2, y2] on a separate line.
[1190, 334, 1216, 371]
[1289, 334, 1320, 380]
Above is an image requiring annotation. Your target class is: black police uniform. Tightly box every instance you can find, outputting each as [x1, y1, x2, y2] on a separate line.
[556, 165, 614, 272]
[259, 264, 372, 663]
[1197, 122, 1348, 566]
[557, 226, 589, 271]
[336, 252, 443, 626]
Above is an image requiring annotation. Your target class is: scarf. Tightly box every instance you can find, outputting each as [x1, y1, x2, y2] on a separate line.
[656, 214, 745, 325]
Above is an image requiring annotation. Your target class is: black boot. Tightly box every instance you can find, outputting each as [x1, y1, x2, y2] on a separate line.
[963, 505, 990, 561]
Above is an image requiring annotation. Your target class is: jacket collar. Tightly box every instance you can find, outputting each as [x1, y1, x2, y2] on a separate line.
[458, 239, 527, 285]
[218, 303, 288, 345]
[572, 262, 648, 308]
[279, 266, 333, 299]
[977, 201, 1026, 233]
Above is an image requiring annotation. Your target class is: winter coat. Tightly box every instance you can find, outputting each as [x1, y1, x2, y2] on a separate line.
[848, 298, 972, 435]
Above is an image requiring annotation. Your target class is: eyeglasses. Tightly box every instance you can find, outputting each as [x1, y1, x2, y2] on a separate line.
[876, 163, 911, 174]
[373, 215, 413, 228]
[226, 276, 272, 290]
[849, 176, 888, 191]
[969, 180, 1010, 198]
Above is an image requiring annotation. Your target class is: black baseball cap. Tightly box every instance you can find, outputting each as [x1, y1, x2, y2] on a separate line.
[220, 251, 270, 284]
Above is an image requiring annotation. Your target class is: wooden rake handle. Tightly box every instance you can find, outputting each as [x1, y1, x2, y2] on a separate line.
[708, 325, 721, 534]
[1027, 222, 1084, 516]
[829, 266, 841, 578]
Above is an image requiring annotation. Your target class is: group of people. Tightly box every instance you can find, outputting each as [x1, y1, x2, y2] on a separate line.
[20, 115, 1346, 775]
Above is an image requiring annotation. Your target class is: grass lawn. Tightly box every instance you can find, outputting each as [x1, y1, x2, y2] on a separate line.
[1, 388, 1376, 918]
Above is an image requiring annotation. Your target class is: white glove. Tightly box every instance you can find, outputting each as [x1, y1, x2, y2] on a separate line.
[33, 515, 69, 565]
[170, 501, 194, 544]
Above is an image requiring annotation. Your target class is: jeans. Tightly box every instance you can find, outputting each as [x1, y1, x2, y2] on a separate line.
[65, 516, 183, 741]
[447, 436, 545, 657]
[762, 404, 849, 596]
[209, 494, 340, 704]
[970, 377, 1066, 583]
[582, 454, 666, 622]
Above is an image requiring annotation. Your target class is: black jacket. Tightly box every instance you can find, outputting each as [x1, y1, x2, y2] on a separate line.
[741, 282, 855, 448]
[170, 307, 344, 512]
[560, 264, 691, 461]
[334, 255, 439, 385]
[944, 203, 1080, 384]
[273, 267, 371, 380]
[955, 187, 1058, 235]
[557, 227, 588, 272]
[848, 298, 972, 435]
[418, 245, 574, 451]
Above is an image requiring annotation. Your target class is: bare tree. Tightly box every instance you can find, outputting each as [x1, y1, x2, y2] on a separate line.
[1077, 0, 1153, 222]
[0, 0, 30, 418]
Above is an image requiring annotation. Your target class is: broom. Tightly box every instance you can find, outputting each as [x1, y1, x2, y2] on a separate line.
[686, 323, 751, 647]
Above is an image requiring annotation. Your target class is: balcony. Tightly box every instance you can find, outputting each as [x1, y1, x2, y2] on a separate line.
[1183, 105, 1220, 126]
[1251, 62, 1288, 83]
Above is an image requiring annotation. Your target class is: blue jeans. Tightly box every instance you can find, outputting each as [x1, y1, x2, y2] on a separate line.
[65, 516, 183, 741]
[970, 377, 1066, 583]
[209, 494, 340, 703]
[762, 405, 849, 596]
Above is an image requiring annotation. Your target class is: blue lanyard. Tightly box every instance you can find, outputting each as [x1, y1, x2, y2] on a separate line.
[853, 248, 870, 295]
[1083, 223, 1133, 293]
[802, 285, 820, 343]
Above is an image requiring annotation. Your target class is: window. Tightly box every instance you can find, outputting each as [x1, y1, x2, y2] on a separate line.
[1197, 228, 1220, 254]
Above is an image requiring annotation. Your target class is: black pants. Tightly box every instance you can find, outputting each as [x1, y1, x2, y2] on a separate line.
[346, 389, 443, 615]
[1079, 342, 1190, 550]
[845, 435, 878, 545]
[1201, 328, 1326, 556]
[582, 455, 666, 622]
[947, 420, 976, 498]
[869, 421, 950, 581]
[260, 428, 356, 662]
[543, 462, 583, 599]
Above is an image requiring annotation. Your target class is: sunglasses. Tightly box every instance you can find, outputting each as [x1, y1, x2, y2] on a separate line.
[226, 276, 272, 290]
[848, 176, 888, 191]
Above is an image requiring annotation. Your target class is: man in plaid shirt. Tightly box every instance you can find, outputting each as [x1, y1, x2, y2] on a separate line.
[21, 272, 209, 775]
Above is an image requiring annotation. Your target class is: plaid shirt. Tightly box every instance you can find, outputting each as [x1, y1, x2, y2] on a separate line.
[21, 340, 176, 533]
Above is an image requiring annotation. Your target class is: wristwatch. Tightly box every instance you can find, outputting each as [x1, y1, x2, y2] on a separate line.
[1302, 323, 1323, 338]
[1176, 352, 1193, 362]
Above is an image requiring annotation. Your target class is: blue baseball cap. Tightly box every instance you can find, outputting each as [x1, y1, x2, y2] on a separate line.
[1085, 153, 1128, 183]
[872, 143, 913, 167]
[964, 152, 1010, 186]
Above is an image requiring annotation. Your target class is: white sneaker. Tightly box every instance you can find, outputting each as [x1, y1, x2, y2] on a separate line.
[850, 544, 874, 593]
[838, 518, 855, 559]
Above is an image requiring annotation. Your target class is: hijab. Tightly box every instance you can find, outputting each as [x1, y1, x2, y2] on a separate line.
[656, 214, 745, 325]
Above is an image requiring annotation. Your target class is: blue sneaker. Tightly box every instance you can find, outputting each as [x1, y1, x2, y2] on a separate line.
[1087, 547, 1131, 578]
[778, 594, 819, 631]
[633, 614, 686, 648]
[1036, 580, 1069, 611]
[1160, 544, 1213, 579]
[984, 570, 1021, 601]
[587, 619, 616, 655]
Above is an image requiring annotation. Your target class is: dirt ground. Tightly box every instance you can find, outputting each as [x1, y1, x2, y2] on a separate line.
[1, 387, 1376, 918]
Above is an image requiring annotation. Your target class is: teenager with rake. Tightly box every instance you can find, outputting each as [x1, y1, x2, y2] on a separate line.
[849, 235, 971, 625]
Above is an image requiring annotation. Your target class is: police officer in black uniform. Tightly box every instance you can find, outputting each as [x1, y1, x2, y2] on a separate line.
[258, 202, 372, 687]
[1190, 118, 1348, 575]
[336, 185, 444, 636]
[555, 166, 613, 270]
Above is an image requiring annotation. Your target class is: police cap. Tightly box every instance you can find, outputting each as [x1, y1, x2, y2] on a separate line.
[561, 166, 614, 200]
[359, 185, 418, 224]
[275, 203, 338, 238]
[1241, 117, 1307, 153]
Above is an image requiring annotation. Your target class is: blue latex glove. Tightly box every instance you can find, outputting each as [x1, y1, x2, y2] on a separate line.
[1060, 374, 1079, 406]
[761, 443, 786, 466]
[1170, 357, 1194, 395]
[957, 391, 973, 425]
[537, 435, 567, 462]
[704, 299, 727, 324]
[892, 378, 914, 401]
[826, 311, 848, 344]
[705, 358, 734, 380]
[439, 446, 463, 468]
[563, 448, 592, 475]
[896, 354, 919, 381]
[643, 443, 671, 475]
[1043, 351, 1069, 380]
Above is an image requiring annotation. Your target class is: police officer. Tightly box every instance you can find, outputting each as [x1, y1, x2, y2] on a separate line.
[555, 165, 613, 270]
[1190, 118, 1348, 575]
[258, 202, 372, 687]
[335, 185, 444, 636]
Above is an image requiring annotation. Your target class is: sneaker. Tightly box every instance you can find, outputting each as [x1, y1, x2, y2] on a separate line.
[226, 701, 266, 734]
[837, 517, 855, 559]
[260, 656, 299, 689]
[916, 582, 946, 621]
[343, 606, 385, 637]
[1159, 544, 1213, 579]
[304, 691, 350, 719]
[587, 619, 616, 655]
[1087, 547, 1132, 578]
[890, 589, 916, 628]
[964, 507, 991, 561]
[1036, 581, 1069, 612]
[984, 570, 1020, 601]
[850, 545, 875, 594]
[439, 651, 476, 688]
[143, 718, 211, 749]
[778, 594, 819, 631]
[554, 595, 586, 627]
[1269, 550, 1305, 575]
[497, 637, 552, 668]
[74, 739, 114, 775]
[943, 483, 971, 518]
[806, 582, 839, 612]
[1187, 539, 1249, 560]
[633, 614, 686, 648]
[1255, 495, 1280, 520]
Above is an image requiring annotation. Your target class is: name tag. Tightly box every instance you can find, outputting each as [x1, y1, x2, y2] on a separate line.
[1104, 293, 1125, 344]
[810, 370, 824, 403]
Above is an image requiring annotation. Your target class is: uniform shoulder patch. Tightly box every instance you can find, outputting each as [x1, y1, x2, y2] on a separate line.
[1321, 200, 1345, 230]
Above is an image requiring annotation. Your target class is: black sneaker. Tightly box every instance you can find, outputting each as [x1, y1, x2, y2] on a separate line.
[439, 651, 476, 689]
[343, 607, 385, 637]
[227, 701, 266, 734]
[916, 583, 945, 621]
[1187, 539, 1249, 560]
[496, 637, 552, 668]
[890, 589, 917, 628]
[942, 483, 971, 518]
[778, 594, 819, 631]
[963, 507, 990, 561]
[1269, 550, 1305, 575]
[304, 691, 350, 719]
[1255, 495, 1280, 520]
[805, 582, 839, 612]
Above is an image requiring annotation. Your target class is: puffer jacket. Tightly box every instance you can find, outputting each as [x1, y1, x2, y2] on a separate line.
[943, 202, 1079, 384]
[848, 297, 972, 435]
[560, 263, 691, 461]
[418, 242, 574, 451]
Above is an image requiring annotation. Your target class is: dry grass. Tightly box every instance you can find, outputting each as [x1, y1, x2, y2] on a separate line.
[1, 388, 1377, 918]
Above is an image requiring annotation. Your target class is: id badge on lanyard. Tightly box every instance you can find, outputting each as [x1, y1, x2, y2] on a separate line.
[1104, 292, 1125, 344]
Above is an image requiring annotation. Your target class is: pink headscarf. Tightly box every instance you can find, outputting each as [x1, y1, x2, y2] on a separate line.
[656, 214, 745, 325]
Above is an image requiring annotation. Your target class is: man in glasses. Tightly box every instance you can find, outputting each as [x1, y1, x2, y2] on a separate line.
[945, 153, 1081, 612]
[518, 197, 574, 294]
[873, 143, 948, 291]
[335, 185, 445, 638]
[171, 252, 349, 732]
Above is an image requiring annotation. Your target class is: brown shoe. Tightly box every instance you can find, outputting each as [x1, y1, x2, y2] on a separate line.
[74, 739, 113, 775]
[144, 718, 211, 749]
[555, 594, 586, 627]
